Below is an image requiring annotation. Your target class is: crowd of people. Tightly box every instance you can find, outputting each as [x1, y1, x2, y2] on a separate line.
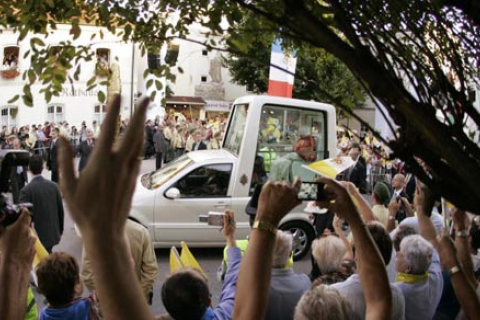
[144, 112, 227, 170]
[1, 96, 480, 320]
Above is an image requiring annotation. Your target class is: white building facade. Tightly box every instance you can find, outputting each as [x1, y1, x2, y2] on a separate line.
[165, 24, 249, 120]
[0, 24, 164, 129]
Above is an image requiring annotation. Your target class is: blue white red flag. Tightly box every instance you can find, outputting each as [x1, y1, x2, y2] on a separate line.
[267, 40, 297, 98]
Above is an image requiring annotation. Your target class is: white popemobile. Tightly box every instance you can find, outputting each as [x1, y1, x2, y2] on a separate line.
[129, 95, 337, 260]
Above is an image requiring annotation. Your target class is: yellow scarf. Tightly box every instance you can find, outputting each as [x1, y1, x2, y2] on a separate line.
[396, 272, 429, 284]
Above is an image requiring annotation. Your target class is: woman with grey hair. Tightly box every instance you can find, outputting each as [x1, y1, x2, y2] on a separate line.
[393, 234, 443, 320]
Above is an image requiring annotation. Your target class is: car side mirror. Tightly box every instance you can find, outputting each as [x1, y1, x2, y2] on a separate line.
[165, 187, 180, 199]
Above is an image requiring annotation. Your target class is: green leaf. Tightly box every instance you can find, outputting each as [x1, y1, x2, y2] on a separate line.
[28, 69, 36, 84]
[45, 90, 52, 103]
[70, 24, 81, 40]
[150, 90, 157, 101]
[146, 79, 154, 88]
[30, 37, 46, 48]
[86, 76, 96, 87]
[98, 91, 106, 103]
[177, 66, 184, 74]
[7, 95, 20, 104]
[143, 69, 150, 79]
[22, 86, 33, 107]
[125, 24, 133, 37]
[73, 66, 81, 81]
[155, 80, 163, 90]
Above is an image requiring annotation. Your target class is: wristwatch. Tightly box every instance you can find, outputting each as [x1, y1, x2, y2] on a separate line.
[388, 216, 396, 221]
[456, 230, 469, 238]
[449, 265, 461, 276]
[252, 220, 277, 235]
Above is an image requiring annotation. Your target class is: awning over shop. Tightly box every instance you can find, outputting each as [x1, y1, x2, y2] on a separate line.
[166, 96, 206, 107]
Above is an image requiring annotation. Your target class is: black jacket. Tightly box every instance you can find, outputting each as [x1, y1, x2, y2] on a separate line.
[19, 176, 64, 248]
[76, 139, 95, 172]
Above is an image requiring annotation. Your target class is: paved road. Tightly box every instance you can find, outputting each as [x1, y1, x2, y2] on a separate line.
[36, 158, 312, 316]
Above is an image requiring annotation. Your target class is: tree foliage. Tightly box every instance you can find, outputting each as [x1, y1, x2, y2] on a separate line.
[223, 35, 366, 110]
[2, 0, 480, 211]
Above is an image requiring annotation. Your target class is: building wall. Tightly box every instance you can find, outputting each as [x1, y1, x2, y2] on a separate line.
[167, 24, 249, 115]
[0, 25, 161, 128]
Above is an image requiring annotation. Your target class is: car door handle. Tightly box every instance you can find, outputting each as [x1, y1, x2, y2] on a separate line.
[214, 204, 227, 210]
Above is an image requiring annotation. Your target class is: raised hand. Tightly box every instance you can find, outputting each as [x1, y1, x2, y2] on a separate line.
[256, 178, 302, 226]
[315, 177, 357, 221]
[58, 95, 149, 240]
[0, 209, 35, 268]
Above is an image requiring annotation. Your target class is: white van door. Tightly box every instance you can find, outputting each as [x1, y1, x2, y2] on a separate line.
[153, 162, 234, 244]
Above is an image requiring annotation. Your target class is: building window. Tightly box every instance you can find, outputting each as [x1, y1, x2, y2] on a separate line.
[165, 44, 180, 66]
[96, 48, 110, 77]
[1, 105, 18, 129]
[202, 49, 208, 56]
[1, 46, 20, 79]
[94, 104, 107, 124]
[201, 76, 207, 82]
[47, 104, 64, 124]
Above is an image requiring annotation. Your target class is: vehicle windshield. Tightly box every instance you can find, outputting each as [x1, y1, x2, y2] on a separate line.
[223, 103, 248, 156]
[146, 156, 193, 190]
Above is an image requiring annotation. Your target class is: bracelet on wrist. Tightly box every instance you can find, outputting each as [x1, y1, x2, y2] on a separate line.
[456, 230, 469, 238]
[252, 220, 277, 235]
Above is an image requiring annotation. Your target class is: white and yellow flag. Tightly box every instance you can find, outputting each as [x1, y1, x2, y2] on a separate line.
[302, 157, 354, 178]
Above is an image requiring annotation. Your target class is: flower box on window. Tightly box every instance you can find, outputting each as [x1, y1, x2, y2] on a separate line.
[1, 68, 19, 79]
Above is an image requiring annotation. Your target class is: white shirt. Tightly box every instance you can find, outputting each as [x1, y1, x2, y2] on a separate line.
[331, 273, 406, 320]
[392, 251, 443, 320]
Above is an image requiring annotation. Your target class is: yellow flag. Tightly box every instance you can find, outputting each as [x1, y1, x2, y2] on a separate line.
[302, 157, 354, 178]
[180, 241, 205, 275]
[169, 246, 184, 274]
[31, 229, 48, 267]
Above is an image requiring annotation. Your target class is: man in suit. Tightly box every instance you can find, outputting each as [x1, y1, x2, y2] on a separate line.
[153, 124, 166, 170]
[390, 173, 410, 222]
[76, 128, 95, 173]
[47, 127, 60, 183]
[338, 142, 367, 193]
[9, 138, 28, 203]
[19, 155, 64, 253]
[191, 131, 207, 151]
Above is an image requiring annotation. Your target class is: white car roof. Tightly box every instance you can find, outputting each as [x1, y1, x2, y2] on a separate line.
[186, 149, 237, 163]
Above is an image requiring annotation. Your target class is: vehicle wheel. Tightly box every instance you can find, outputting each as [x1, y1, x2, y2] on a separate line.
[279, 221, 315, 261]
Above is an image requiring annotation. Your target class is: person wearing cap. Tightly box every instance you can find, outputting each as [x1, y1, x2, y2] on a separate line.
[172, 125, 186, 158]
[269, 135, 318, 183]
[371, 182, 392, 226]
[208, 131, 222, 150]
[185, 125, 197, 152]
